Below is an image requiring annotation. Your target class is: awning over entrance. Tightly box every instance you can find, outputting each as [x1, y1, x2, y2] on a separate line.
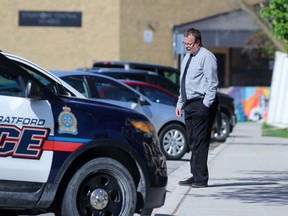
[173, 9, 260, 56]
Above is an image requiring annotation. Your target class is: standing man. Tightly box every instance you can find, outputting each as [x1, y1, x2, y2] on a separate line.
[176, 28, 219, 188]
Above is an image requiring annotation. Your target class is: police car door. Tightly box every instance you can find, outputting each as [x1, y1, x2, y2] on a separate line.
[0, 53, 54, 183]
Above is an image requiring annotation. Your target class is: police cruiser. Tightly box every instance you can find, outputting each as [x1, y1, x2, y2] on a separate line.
[0, 51, 167, 216]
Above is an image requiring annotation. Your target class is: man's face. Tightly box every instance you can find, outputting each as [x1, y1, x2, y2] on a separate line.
[183, 34, 200, 54]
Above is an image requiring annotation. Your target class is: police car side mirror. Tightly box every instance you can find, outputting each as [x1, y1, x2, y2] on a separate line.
[25, 80, 42, 99]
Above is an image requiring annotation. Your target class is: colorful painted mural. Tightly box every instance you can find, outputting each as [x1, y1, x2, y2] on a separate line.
[228, 87, 270, 122]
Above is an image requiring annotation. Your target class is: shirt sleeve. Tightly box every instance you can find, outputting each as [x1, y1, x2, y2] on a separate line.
[203, 52, 218, 107]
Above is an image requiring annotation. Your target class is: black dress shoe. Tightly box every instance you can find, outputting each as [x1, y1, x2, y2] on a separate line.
[191, 182, 208, 188]
[178, 177, 194, 186]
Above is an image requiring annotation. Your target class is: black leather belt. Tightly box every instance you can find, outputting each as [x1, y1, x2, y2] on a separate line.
[185, 97, 203, 105]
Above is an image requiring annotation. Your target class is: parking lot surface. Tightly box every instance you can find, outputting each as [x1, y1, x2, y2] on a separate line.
[153, 121, 288, 216]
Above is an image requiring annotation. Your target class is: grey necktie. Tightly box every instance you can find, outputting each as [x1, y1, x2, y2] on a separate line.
[181, 54, 193, 103]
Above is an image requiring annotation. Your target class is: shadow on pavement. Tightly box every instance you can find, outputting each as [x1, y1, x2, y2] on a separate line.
[208, 181, 278, 187]
[190, 171, 288, 206]
[154, 214, 171, 216]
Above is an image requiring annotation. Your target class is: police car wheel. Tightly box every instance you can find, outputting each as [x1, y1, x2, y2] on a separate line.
[60, 157, 136, 216]
[159, 124, 188, 160]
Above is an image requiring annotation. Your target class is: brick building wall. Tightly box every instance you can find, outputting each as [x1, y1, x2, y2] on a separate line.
[1, 0, 262, 70]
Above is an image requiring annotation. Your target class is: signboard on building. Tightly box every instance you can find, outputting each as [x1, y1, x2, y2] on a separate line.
[143, 30, 153, 43]
[19, 11, 82, 27]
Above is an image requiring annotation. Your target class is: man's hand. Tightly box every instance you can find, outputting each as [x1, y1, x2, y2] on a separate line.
[175, 107, 182, 117]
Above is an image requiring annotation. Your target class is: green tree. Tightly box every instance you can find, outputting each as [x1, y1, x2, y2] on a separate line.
[237, 0, 286, 53]
[261, 0, 288, 52]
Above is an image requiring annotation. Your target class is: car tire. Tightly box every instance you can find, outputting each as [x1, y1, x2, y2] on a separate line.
[59, 157, 136, 216]
[159, 124, 188, 160]
[212, 112, 230, 142]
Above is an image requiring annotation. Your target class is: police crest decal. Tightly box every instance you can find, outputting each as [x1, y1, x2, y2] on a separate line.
[58, 106, 78, 135]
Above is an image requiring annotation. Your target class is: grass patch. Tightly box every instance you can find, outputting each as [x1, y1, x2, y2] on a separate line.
[262, 122, 288, 138]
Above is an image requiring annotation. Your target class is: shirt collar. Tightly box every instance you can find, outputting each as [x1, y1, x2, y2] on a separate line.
[190, 47, 201, 56]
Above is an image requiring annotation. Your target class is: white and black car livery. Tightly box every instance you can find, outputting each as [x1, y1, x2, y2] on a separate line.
[0, 51, 167, 216]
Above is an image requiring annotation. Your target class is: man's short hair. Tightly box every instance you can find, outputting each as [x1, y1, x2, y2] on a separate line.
[184, 28, 202, 46]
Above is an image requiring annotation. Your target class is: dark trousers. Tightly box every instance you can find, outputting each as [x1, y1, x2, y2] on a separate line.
[184, 96, 219, 184]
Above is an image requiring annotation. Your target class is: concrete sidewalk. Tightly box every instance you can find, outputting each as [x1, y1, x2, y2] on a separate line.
[153, 122, 288, 216]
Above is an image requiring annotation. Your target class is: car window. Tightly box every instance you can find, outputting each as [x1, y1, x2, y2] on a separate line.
[0, 54, 27, 97]
[60, 75, 90, 98]
[102, 73, 147, 83]
[135, 85, 176, 106]
[132, 65, 179, 86]
[13, 61, 75, 98]
[93, 61, 180, 88]
[90, 76, 139, 103]
[161, 70, 179, 86]
[100, 71, 178, 94]
[147, 75, 178, 95]
[132, 65, 155, 72]
[0, 72, 25, 97]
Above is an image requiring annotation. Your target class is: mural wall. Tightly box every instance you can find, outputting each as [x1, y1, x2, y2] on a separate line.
[228, 87, 270, 122]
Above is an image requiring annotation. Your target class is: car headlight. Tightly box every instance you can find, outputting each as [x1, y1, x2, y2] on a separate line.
[129, 119, 156, 134]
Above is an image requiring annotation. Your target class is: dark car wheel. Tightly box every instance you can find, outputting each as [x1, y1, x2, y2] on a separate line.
[212, 112, 230, 142]
[59, 157, 136, 216]
[159, 124, 188, 160]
